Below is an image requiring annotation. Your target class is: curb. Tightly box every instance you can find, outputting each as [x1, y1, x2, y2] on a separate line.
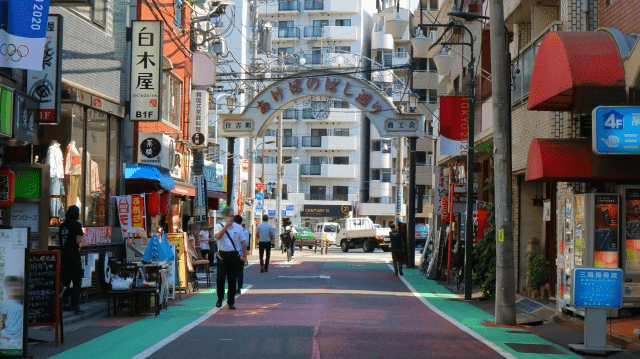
[550, 313, 640, 350]
[61, 301, 108, 326]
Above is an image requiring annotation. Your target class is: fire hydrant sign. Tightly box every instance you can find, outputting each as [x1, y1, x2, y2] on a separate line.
[572, 268, 623, 308]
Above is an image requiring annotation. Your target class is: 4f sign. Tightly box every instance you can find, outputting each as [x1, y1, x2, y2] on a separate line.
[130, 21, 163, 121]
[603, 112, 624, 130]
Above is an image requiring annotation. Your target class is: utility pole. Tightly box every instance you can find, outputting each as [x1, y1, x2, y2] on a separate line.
[246, 0, 260, 254]
[407, 137, 417, 268]
[276, 115, 283, 249]
[395, 137, 404, 223]
[490, 0, 516, 325]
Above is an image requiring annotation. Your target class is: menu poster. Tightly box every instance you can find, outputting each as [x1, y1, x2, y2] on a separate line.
[0, 228, 28, 357]
[625, 188, 640, 272]
[27, 251, 59, 326]
[594, 194, 619, 268]
[165, 233, 187, 289]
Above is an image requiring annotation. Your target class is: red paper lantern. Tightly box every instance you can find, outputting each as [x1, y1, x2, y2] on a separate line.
[147, 192, 160, 216]
[160, 192, 171, 216]
[0, 169, 15, 209]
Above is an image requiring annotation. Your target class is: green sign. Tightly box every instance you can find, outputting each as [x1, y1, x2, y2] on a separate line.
[15, 168, 41, 199]
[0, 86, 12, 137]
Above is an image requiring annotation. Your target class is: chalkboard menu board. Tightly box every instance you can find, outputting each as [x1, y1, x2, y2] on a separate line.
[27, 251, 60, 326]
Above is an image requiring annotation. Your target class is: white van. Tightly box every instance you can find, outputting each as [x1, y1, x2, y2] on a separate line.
[314, 222, 339, 246]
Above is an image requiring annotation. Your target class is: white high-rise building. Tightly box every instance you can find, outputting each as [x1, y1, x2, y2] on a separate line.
[212, 0, 378, 226]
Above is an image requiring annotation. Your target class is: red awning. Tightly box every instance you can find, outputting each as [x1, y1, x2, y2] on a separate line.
[527, 31, 626, 112]
[170, 182, 196, 197]
[525, 138, 640, 182]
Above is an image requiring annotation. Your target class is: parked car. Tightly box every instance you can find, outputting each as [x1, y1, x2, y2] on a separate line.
[295, 226, 316, 249]
[314, 222, 338, 247]
[415, 224, 429, 247]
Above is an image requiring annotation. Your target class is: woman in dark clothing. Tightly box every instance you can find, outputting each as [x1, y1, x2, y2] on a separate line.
[60, 205, 85, 314]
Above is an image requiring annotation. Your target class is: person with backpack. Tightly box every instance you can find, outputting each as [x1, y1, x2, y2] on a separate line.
[213, 208, 247, 310]
[282, 218, 297, 257]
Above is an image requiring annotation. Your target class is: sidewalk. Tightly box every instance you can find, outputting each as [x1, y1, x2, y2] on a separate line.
[410, 269, 640, 358]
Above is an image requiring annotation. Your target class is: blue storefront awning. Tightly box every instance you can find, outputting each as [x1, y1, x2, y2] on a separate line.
[124, 164, 175, 191]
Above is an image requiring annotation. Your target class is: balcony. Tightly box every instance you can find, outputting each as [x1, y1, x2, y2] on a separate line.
[371, 69, 394, 83]
[302, 136, 322, 148]
[324, 26, 358, 41]
[370, 151, 391, 169]
[301, 164, 356, 179]
[303, 190, 354, 202]
[303, 0, 357, 13]
[369, 180, 392, 198]
[413, 70, 438, 90]
[416, 166, 433, 187]
[328, 108, 358, 122]
[371, 31, 393, 51]
[275, 27, 300, 40]
[261, 0, 300, 14]
[301, 136, 357, 150]
[392, 52, 409, 67]
[303, 26, 324, 38]
[281, 136, 298, 148]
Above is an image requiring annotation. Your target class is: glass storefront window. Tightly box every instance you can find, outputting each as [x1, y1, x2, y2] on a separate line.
[108, 116, 119, 226]
[69, 105, 86, 222]
[85, 109, 108, 226]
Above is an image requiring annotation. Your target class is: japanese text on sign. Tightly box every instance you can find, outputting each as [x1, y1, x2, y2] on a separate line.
[572, 268, 623, 308]
[130, 21, 163, 121]
[189, 90, 209, 146]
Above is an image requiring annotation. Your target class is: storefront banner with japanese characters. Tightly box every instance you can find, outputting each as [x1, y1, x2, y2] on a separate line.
[130, 21, 163, 121]
[116, 196, 132, 238]
[0, 0, 52, 70]
[130, 194, 146, 233]
[26, 15, 63, 124]
[189, 90, 209, 146]
[138, 132, 176, 170]
[80, 227, 112, 246]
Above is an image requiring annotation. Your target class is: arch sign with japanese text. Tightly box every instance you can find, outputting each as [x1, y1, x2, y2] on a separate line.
[217, 71, 425, 138]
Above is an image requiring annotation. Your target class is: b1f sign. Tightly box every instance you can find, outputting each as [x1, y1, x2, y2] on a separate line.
[189, 91, 209, 146]
[130, 21, 163, 121]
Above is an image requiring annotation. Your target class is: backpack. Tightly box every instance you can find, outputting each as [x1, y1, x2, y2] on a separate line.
[280, 230, 293, 245]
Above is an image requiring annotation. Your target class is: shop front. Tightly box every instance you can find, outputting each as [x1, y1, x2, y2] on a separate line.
[526, 28, 640, 312]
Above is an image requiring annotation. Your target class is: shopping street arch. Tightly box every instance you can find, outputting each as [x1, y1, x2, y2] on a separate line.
[216, 70, 425, 138]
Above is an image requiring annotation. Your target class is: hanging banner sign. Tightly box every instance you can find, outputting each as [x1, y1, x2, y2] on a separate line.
[116, 195, 132, 238]
[12, 91, 39, 144]
[130, 21, 163, 121]
[26, 15, 63, 124]
[0, 0, 53, 70]
[189, 90, 209, 146]
[131, 194, 146, 232]
[138, 133, 176, 170]
[439, 96, 469, 156]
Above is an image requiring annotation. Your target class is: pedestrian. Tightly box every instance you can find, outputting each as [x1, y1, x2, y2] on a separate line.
[283, 218, 297, 257]
[398, 222, 408, 267]
[213, 208, 247, 310]
[234, 216, 249, 295]
[199, 225, 213, 267]
[389, 222, 404, 276]
[60, 205, 85, 314]
[256, 214, 275, 273]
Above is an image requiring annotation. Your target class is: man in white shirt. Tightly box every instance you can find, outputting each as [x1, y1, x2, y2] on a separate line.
[233, 215, 249, 296]
[199, 225, 212, 267]
[214, 208, 247, 310]
[256, 214, 275, 273]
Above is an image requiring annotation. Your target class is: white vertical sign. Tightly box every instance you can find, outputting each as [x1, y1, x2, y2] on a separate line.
[189, 90, 209, 146]
[130, 21, 163, 121]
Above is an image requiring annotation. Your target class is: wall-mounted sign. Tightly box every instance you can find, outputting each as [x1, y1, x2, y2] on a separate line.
[189, 90, 209, 146]
[440, 95, 469, 156]
[593, 106, 640, 154]
[130, 21, 163, 121]
[572, 268, 623, 308]
[0, 85, 13, 137]
[223, 120, 254, 132]
[8, 202, 39, 233]
[12, 92, 39, 144]
[303, 204, 351, 218]
[192, 52, 216, 86]
[138, 132, 176, 170]
[385, 119, 418, 131]
[0, 0, 53, 70]
[26, 15, 63, 124]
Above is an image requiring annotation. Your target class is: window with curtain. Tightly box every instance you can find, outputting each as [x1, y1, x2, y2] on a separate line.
[162, 73, 182, 127]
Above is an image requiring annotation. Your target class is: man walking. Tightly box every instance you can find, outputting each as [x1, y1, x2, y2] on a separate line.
[256, 214, 275, 273]
[234, 215, 249, 295]
[60, 205, 85, 314]
[389, 222, 404, 276]
[214, 208, 247, 310]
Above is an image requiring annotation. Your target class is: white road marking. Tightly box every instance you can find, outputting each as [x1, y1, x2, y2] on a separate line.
[390, 264, 516, 359]
[131, 285, 253, 359]
[277, 275, 330, 279]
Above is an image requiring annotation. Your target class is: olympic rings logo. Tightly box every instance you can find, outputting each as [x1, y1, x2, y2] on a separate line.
[0, 44, 30, 62]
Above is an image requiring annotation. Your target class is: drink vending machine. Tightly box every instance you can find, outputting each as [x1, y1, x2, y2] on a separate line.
[619, 186, 640, 307]
[558, 193, 620, 314]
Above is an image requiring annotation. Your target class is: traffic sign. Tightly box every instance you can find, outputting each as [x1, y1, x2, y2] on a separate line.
[236, 198, 243, 206]
[255, 192, 264, 201]
[593, 106, 640, 154]
[242, 159, 249, 171]
[256, 183, 265, 191]
[256, 202, 264, 211]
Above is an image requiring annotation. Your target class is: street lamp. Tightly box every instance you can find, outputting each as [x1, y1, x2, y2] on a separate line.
[385, 1, 409, 40]
[408, 93, 419, 113]
[433, 49, 454, 79]
[411, 29, 433, 59]
[226, 94, 237, 113]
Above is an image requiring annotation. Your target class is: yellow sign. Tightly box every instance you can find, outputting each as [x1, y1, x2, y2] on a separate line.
[498, 229, 504, 242]
[166, 233, 188, 289]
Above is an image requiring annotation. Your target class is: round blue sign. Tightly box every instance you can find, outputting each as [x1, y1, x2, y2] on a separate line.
[255, 192, 264, 201]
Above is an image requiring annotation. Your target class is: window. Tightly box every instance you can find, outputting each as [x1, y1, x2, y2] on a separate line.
[332, 101, 349, 108]
[335, 19, 351, 26]
[333, 186, 348, 201]
[72, 0, 107, 28]
[283, 109, 298, 119]
[162, 73, 182, 127]
[453, 76, 460, 95]
[310, 186, 326, 200]
[416, 151, 427, 166]
[427, 151, 433, 166]
[371, 140, 390, 151]
[279, 21, 294, 28]
[311, 128, 327, 137]
[333, 157, 349, 165]
[428, 0, 438, 10]
[265, 129, 277, 136]
[372, 169, 381, 181]
[85, 110, 108, 226]
[428, 58, 437, 73]
[174, 0, 183, 28]
[275, 47, 294, 56]
[382, 170, 391, 182]
[334, 129, 349, 136]
[305, 0, 324, 10]
[427, 89, 438, 104]
[282, 184, 288, 200]
[283, 156, 292, 163]
[335, 46, 351, 52]
[303, 108, 313, 119]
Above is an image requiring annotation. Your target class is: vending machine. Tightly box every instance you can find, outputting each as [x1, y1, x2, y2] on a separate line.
[559, 193, 620, 314]
[619, 186, 640, 307]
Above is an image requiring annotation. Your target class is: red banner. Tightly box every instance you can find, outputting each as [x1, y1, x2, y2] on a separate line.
[131, 194, 146, 232]
[80, 227, 113, 246]
[439, 96, 469, 142]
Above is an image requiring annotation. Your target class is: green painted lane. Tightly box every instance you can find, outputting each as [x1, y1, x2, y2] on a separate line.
[50, 288, 222, 359]
[401, 268, 582, 358]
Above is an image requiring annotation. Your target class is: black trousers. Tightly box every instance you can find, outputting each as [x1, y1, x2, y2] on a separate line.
[259, 242, 271, 270]
[216, 251, 240, 304]
[61, 250, 82, 309]
[237, 259, 244, 291]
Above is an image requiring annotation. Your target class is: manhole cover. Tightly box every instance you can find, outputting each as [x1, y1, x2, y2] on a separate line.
[505, 343, 564, 354]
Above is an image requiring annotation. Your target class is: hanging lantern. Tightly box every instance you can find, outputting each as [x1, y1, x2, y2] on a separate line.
[160, 192, 171, 216]
[0, 169, 15, 209]
[147, 192, 160, 217]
